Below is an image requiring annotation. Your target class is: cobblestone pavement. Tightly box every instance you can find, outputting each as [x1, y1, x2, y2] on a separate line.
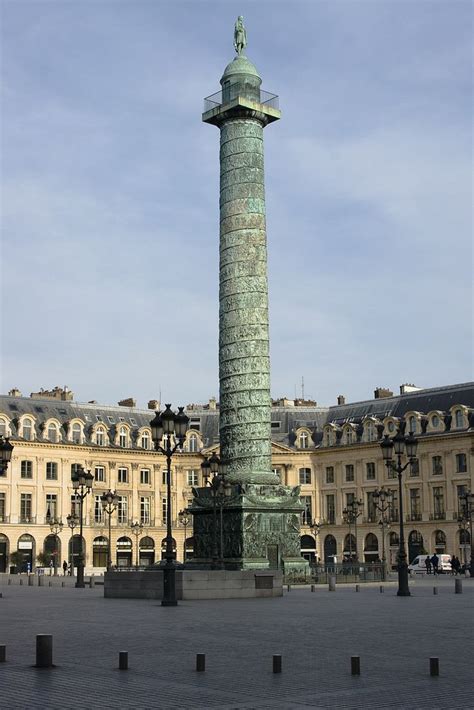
[0, 575, 472, 709]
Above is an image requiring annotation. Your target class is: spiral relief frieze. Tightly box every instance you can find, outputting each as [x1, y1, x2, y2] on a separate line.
[218, 114, 278, 485]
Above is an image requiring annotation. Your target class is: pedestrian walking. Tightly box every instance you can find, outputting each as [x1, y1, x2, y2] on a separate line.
[425, 556, 432, 575]
[431, 553, 439, 576]
[62, 560, 68, 576]
[453, 556, 461, 575]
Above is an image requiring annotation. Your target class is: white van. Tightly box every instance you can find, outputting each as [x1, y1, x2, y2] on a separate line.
[408, 554, 452, 574]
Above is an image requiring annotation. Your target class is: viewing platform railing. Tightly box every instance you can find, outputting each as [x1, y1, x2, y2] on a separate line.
[203, 89, 279, 113]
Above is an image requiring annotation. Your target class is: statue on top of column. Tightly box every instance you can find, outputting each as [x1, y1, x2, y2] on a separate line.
[234, 16, 247, 55]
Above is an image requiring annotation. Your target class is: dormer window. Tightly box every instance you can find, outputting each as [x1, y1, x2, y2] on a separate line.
[188, 434, 198, 453]
[408, 415, 417, 434]
[431, 414, 440, 429]
[455, 410, 464, 429]
[119, 426, 128, 448]
[345, 428, 354, 445]
[72, 423, 82, 444]
[141, 431, 150, 450]
[23, 418, 33, 441]
[96, 427, 106, 446]
[298, 431, 309, 449]
[0, 418, 9, 437]
[47, 423, 59, 443]
[365, 421, 376, 442]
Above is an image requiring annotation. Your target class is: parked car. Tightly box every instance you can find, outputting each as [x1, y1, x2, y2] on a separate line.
[408, 554, 452, 574]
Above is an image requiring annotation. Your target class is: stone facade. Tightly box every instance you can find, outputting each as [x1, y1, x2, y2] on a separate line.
[0, 382, 472, 574]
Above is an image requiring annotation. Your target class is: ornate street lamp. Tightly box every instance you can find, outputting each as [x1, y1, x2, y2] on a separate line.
[71, 465, 93, 588]
[66, 512, 79, 577]
[130, 521, 144, 569]
[100, 490, 119, 571]
[46, 511, 63, 576]
[201, 454, 231, 569]
[178, 509, 191, 563]
[458, 490, 474, 578]
[150, 404, 189, 606]
[372, 487, 393, 581]
[0, 437, 14, 474]
[309, 519, 324, 565]
[342, 498, 363, 561]
[380, 429, 418, 596]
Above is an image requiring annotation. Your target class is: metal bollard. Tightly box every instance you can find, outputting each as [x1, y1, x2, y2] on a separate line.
[28, 576, 34, 586]
[328, 576, 336, 592]
[0, 645, 5, 663]
[61, 581, 65, 588]
[273, 655, 282, 673]
[379, 585, 384, 594]
[196, 653, 205, 672]
[19, 578, 23, 586]
[433, 587, 438, 595]
[0, 592, 2, 598]
[311, 584, 315, 592]
[455, 579, 462, 594]
[36, 635, 53, 668]
[355, 584, 360, 592]
[430, 657, 439, 676]
[287, 584, 290, 592]
[118, 651, 128, 670]
[8, 579, 11, 585]
[351, 656, 360, 675]
[38, 576, 43, 587]
[89, 577, 94, 589]
[48, 581, 52, 587]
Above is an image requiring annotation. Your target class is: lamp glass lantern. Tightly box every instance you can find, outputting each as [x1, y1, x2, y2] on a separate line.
[404, 431, 418, 459]
[150, 411, 164, 445]
[380, 435, 394, 462]
[161, 404, 176, 435]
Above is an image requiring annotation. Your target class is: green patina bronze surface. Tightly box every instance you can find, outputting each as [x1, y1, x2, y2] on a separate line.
[203, 37, 280, 486]
[194, 21, 307, 573]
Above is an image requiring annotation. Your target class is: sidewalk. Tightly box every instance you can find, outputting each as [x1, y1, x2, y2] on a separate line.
[0, 576, 472, 709]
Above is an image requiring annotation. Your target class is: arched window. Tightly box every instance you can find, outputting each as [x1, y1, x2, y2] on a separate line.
[141, 431, 150, 450]
[431, 414, 440, 429]
[434, 530, 446, 551]
[455, 410, 464, 428]
[72, 423, 82, 444]
[0, 418, 9, 438]
[389, 532, 399, 546]
[408, 416, 417, 434]
[47, 423, 59, 443]
[364, 533, 379, 552]
[345, 428, 354, 445]
[0, 534, 9, 573]
[188, 434, 198, 453]
[365, 421, 376, 442]
[17, 534, 35, 572]
[93, 536, 108, 567]
[116, 536, 132, 567]
[119, 427, 127, 448]
[344, 534, 357, 557]
[23, 418, 33, 441]
[298, 431, 309, 449]
[139, 536, 155, 567]
[300, 535, 316, 563]
[43, 534, 61, 568]
[96, 427, 106, 446]
[323, 534, 337, 563]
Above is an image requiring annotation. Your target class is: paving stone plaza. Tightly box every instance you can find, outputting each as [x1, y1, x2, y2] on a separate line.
[0, 575, 472, 709]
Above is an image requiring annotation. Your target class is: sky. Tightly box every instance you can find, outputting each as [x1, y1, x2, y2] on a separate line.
[1, 0, 472, 410]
